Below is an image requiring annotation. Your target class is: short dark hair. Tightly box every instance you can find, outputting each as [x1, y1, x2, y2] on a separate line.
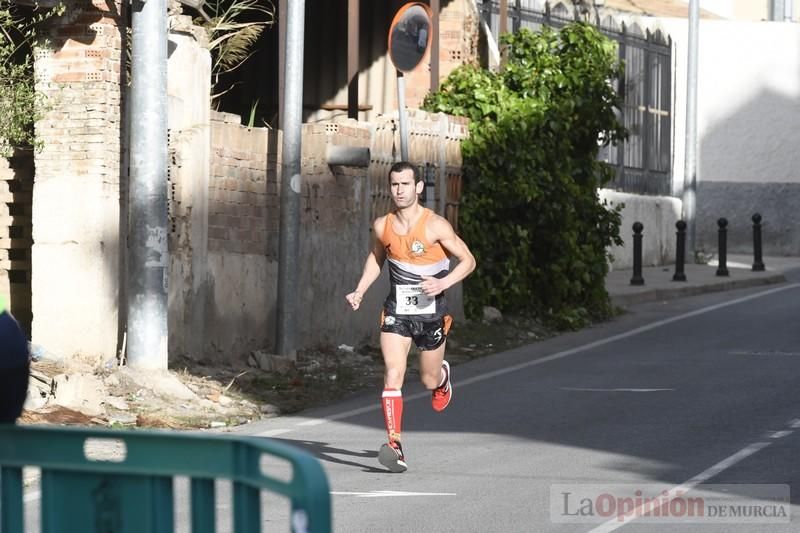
[388, 161, 420, 183]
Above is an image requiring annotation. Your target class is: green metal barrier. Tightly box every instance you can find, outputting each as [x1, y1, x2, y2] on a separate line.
[0, 425, 331, 533]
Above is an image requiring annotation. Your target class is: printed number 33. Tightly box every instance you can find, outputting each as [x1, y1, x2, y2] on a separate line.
[405, 296, 419, 305]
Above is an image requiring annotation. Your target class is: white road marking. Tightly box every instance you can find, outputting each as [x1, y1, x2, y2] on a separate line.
[258, 283, 800, 435]
[560, 388, 674, 393]
[769, 430, 793, 439]
[588, 441, 773, 533]
[297, 419, 327, 427]
[331, 490, 456, 498]
[255, 428, 293, 437]
[788, 419, 800, 429]
[24, 489, 41, 503]
[730, 350, 800, 357]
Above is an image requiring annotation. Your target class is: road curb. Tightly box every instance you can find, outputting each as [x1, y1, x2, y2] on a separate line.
[610, 273, 788, 308]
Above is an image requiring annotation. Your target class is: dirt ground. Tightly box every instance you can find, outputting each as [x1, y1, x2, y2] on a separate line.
[20, 313, 555, 430]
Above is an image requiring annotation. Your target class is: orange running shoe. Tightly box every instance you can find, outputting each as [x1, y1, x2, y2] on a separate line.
[431, 360, 452, 412]
[378, 440, 407, 473]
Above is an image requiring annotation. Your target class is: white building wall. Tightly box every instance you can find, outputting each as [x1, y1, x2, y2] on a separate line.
[676, 0, 796, 21]
[658, 17, 800, 254]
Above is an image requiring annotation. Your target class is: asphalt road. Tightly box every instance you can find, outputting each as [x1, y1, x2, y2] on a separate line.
[231, 270, 800, 532]
[17, 271, 800, 532]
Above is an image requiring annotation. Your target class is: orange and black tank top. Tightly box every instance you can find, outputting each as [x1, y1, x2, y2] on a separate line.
[380, 208, 451, 320]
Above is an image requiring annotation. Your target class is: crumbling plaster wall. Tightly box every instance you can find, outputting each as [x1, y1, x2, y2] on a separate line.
[32, 0, 125, 360]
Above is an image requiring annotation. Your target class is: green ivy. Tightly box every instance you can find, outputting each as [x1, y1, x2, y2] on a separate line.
[0, 2, 61, 156]
[423, 23, 625, 329]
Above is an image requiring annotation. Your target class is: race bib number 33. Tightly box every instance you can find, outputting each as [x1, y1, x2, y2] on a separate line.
[395, 285, 436, 315]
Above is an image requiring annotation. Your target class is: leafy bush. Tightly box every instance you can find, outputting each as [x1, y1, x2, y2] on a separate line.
[423, 23, 625, 328]
[0, 3, 61, 155]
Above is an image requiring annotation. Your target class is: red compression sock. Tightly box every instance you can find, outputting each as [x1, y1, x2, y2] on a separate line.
[382, 388, 403, 443]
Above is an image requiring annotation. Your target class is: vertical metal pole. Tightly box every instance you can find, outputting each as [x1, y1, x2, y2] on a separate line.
[752, 213, 765, 271]
[278, 0, 287, 128]
[276, 0, 305, 358]
[1, 467, 23, 533]
[716, 218, 729, 277]
[682, 0, 699, 259]
[347, 0, 359, 120]
[673, 220, 687, 281]
[397, 71, 409, 161]
[424, 164, 436, 210]
[630, 222, 644, 286]
[128, 0, 168, 369]
[499, 0, 508, 64]
[430, 0, 440, 93]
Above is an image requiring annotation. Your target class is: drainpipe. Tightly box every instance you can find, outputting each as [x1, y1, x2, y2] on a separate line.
[682, 0, 699, 259]
[127, 0, 169, 369]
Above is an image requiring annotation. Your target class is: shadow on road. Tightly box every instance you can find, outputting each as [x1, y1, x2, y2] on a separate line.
[264, 437, 387, 474]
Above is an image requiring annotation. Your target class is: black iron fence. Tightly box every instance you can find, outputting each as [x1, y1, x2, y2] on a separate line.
[476, 0, 673, 196]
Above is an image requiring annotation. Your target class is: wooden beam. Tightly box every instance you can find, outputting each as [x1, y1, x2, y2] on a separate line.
[347, 0, 360, 120]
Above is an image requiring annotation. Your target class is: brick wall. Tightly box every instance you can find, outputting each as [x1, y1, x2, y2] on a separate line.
[300, 122, 373, 229]
[170, 107, 467, 359]
[207, 112, 279, 258]
[35, 0, 123, 178]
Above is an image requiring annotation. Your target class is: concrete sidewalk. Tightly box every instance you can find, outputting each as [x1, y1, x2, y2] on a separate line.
[606, 254, 800, 308]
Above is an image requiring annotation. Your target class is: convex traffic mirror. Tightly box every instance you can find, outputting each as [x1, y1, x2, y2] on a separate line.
[388, 2, 433, 72]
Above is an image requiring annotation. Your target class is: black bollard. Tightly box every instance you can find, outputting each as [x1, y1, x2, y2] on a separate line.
[716, 217, 729, 277]
[630, 222, 644, 286]
[752, 213, 765, 271]
[673, 220, 687, 281]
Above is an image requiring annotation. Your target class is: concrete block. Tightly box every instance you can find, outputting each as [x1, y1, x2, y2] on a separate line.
[600, 189, 682, 270]
[51, 372, 106, 416]
[31, 241, 118, 359]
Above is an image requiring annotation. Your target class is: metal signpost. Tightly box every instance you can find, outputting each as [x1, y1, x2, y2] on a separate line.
[388, 3, 432, 162]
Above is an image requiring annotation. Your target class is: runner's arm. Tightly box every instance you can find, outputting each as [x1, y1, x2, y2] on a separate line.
[420, 216, 476, 297]
[346, 218, 387, 310]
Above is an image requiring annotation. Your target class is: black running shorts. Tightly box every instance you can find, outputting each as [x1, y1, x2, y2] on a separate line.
[380, 312, 453, 351]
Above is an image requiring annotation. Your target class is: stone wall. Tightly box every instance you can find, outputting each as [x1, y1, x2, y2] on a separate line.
[199, 112, 280, 361]
[0, 151, 34, 334]
[32, 0, 125, 359]
[207, 116, 278, 258]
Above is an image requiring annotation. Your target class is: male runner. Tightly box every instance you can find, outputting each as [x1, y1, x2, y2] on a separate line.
[346, 161, 476, 472]
[0, 295, 30, 423]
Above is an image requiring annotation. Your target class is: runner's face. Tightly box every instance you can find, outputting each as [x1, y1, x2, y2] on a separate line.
[389, 169, 421, 209]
